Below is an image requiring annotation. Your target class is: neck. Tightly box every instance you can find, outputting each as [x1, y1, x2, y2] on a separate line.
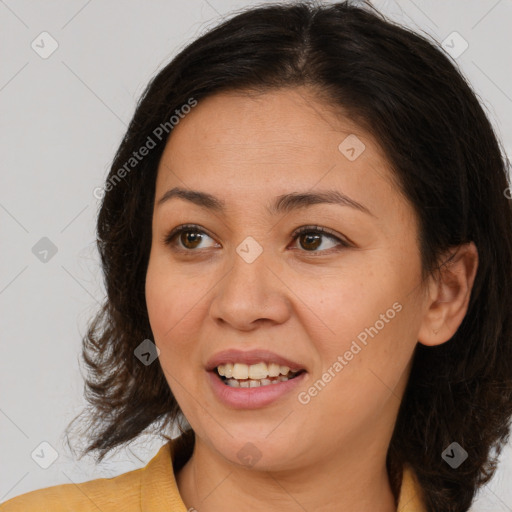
[176, 435, 397, 512]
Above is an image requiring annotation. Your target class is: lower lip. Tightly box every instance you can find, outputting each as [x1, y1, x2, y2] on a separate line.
[207, 370, 307, 409]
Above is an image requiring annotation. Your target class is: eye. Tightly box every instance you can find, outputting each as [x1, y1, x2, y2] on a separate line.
[163, 223, 351, 255]
[289, 225, 351, 254]
[163, 224, 219, 252]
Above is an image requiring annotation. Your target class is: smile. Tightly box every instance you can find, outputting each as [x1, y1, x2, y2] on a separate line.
[208, 365, 307, 409]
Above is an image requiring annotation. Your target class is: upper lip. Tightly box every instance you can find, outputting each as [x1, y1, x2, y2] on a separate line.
[205, 349, 306, 372]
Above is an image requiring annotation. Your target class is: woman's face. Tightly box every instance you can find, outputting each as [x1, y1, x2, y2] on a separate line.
[145, 87, 429, 471]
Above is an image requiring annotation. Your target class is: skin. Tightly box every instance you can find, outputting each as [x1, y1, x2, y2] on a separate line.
[145, 87, 478, 512]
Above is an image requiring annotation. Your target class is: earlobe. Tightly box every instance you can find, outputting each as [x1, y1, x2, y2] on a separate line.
[417, 242, 479, 347]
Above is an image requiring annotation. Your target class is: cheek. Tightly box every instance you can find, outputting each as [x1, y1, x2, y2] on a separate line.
[146, 251, 194, 332]
[145, 265, 173, 338]
[145, 255, 189, 350]
[300, 270, 417, 394]
[145, 253, 211, 369]
[145, 263, 197, 405]
[293, 270, 394, 350]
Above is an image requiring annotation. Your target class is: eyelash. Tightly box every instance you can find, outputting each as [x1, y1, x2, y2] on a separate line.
[162, 223, 351, 255]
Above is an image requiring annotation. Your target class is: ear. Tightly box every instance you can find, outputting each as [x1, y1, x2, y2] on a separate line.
[418, 242, 479, 347]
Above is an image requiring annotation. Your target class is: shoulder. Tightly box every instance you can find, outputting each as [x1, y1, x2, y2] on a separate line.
[0, 440, 180, 512]
[0, 464, 145, 512]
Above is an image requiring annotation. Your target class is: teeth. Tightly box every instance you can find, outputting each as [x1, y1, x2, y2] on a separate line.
[218, 363, 233, 378]
[217, 362, 296, 380]
[268, 363, 281, 377]
[233, 363, 249, 380]
[249, 362, 268, 380]
[222, 374, 297, 387]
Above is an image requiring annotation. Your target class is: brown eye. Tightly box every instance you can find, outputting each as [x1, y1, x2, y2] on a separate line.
[299, 233, 322, 251]
[164, 224, 349, 255]
[180, 230, 204, 249]
[163, 224, 218, 252]
[290, 226, 350, 254]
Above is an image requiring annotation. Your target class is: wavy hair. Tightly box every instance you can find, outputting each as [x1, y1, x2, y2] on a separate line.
[65, 2, 512, 510]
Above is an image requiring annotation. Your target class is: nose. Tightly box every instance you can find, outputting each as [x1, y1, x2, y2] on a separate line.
[208, 242, 292, 331]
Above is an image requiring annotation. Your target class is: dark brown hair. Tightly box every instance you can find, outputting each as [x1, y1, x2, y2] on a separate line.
[65, 2, 512, 510]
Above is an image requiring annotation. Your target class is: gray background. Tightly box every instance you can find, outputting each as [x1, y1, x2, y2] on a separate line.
[1, 0, 511, 509]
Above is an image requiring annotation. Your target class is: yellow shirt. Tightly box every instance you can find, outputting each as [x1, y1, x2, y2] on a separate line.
[0, 432, 426, 511]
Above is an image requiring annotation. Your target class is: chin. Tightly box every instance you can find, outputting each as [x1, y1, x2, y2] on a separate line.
[210, 432, 298, 472]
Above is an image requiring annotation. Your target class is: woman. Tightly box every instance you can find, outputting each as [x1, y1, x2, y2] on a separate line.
[2, 1, 511, 511]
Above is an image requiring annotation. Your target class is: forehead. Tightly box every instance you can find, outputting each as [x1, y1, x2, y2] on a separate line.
[154, 87, 403, 218]
[160, 87, 378, 165]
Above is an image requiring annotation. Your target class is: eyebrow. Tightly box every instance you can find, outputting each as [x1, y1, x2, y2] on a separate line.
[157, 186, 374, 217]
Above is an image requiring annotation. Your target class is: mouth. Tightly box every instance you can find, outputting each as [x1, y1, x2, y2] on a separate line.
[207, 359, 308, 409]
[213, 362, 306, 388]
